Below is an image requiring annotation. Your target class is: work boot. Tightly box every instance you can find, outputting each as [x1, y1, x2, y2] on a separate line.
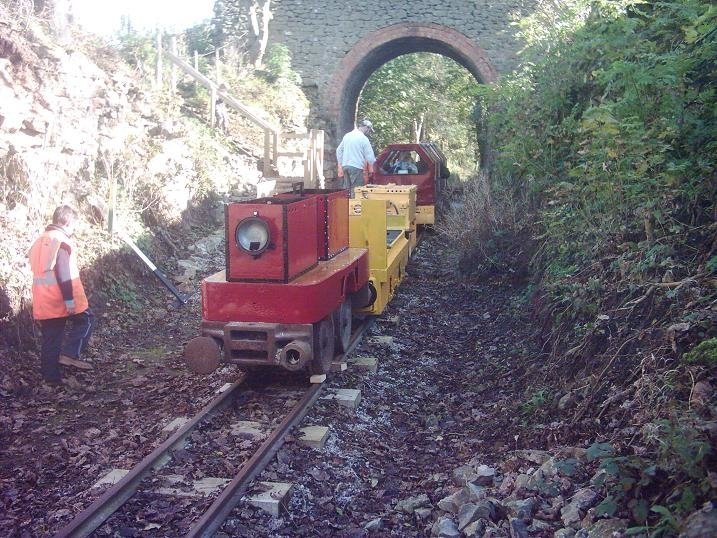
[39, 379, 64, 394]
[58, 355, 94, 370]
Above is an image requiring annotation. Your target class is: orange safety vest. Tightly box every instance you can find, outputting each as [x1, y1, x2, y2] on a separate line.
[28, 228, 89, 320]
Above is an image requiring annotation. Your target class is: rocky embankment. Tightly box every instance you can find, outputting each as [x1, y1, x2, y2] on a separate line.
[0, 19, 260, 349]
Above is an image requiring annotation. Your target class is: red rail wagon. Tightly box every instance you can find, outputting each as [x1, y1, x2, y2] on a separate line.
[371, 142, 450, 225]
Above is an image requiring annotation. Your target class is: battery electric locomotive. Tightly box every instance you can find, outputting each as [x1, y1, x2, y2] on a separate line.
[185, 188, 371, 376]
[185, 143, 449, 377]
[371, 142, 450, 225]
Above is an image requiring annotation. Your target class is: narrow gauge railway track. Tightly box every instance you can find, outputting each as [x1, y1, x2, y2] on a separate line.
[54, 317, 373, 538]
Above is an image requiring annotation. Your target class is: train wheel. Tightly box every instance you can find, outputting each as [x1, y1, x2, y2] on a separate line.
[310, 316, 335, 375]
[351, 281, 377, 309]
[333, 300, 352, 353]
[185, 336, 221, 375]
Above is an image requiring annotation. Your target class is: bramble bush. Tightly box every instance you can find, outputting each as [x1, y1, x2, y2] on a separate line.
[469, 0, 717, 531]
[478, 0, 716, 305]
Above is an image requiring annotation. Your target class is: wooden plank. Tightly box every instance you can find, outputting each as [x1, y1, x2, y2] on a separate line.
[170, 36, 177, 92]
[163, 50, 278, 133]
[263, 129, 271, 177]
[155, 30, 162, 89]
[283, 133, 310, 140]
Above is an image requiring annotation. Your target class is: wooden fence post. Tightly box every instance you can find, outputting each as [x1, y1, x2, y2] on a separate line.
[210, 86, 217, 127]
[215, 49, 221, 85]
[263, 129, 271, 177]
[313, 130, 325, 188]
[155, 29, 163, 89]
[170, 35, 178, 93]
[194, 50, 199, 91]
[304, 132, 314, 186]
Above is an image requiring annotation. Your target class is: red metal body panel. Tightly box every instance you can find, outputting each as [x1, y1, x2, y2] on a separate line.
[203, 248, 369, 324]
[277, 189, 349, 260]
[286, 198, 319, 277]
[225, 196, 318, 282]
[373, 143, 438, 206]
[324, 190, 349, 259]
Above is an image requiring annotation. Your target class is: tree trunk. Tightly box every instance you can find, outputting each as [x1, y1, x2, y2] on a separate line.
[252, 0, 273, 68]
[413, 113, 425, 143]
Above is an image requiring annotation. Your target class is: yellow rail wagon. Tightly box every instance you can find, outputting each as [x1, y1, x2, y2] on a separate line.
[354, 184, 417, 253]
[348, 185, 416, 315]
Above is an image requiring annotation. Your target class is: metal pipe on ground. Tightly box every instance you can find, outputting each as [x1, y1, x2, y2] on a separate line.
[115, 230, 188, 305]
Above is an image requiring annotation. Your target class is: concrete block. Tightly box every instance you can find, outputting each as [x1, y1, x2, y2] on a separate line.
[230, 420, 266, 440]
[331, 361, 347, 372]
[298, 425, 329, 449]
[321, 388, 361, 410]
[156, 474, 230, 497]
[350, 356, 378, 373]
[309, 374, 327, 384]
[367, 336, 393, 346]
[216, 383, 233, 394]
[92, 468, 129, 490]
[381, 315, 400, 325]
[247, 481, 293, 517]
[162, 417, 190, 432]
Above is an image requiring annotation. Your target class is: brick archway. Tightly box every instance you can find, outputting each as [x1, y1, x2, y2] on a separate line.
[325, 23, 498, 137]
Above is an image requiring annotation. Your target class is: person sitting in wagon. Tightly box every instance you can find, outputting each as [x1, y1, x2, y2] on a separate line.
[392, 150, 418, 174]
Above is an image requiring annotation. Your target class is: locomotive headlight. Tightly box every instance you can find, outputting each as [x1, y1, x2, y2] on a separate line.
[235, 217, 270, 256]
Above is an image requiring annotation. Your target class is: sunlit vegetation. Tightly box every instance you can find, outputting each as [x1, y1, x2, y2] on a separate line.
[478, 0, 716, 331]
[357, 53, 481, 179]
[461, 0, 717, 531]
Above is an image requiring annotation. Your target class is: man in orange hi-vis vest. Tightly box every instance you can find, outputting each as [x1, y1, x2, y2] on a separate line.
[28, 205, 95, 385]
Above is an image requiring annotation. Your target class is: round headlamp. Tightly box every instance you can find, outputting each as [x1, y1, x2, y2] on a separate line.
[235, 217, 270, 255]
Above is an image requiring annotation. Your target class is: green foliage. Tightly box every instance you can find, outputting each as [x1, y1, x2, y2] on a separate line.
[357, 53, 481, 178]
[100, 273, 142, 313]
[587, 417, 715, 534]
[681, 337, 717, 366]
[261, 43, 301, 84]
[521, 388, 550, 416]
[114, 29, 156, 76]
[184, 19, 215, 56]
[706, 256, 717, 274]
[476, 0, 717, 340]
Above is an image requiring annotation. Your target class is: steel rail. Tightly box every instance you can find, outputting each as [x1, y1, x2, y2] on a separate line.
[54, 376, 246, 538]
[185, 317, 374, 538]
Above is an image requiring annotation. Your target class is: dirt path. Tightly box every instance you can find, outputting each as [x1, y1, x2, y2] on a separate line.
[219, 234, 544, 537]
[1, 232, 547, 537]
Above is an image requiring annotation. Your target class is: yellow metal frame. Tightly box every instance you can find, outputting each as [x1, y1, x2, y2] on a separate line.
[355, 184, 418, 252]
[349, 198, 410, 315]
[415, 204, 435, 225]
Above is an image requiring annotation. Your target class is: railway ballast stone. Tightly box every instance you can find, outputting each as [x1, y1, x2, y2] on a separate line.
[503, 496, 537, 519]
[394, 493, 431, 513]
[364, 517, 383, 531]
[472, 464, 497, 486]
[462, 518, 487, 537]
[509, 517, 530, 538]
[457, 502, 484, 530]
[431, 516, 460, 537]
[561, 487, 600, 527]
[574, 518, 629, 538]
[680, 503, 717, 538]
[437, 487, 473, 513]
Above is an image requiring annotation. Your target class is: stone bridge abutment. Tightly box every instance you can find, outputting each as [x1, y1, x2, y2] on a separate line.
[266, 0, 537, 170]
[325, 23, 498, 136]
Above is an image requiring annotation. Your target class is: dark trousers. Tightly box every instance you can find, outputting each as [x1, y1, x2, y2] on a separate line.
[39, 309, 95, 382]
[342, 166, 364, 197]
